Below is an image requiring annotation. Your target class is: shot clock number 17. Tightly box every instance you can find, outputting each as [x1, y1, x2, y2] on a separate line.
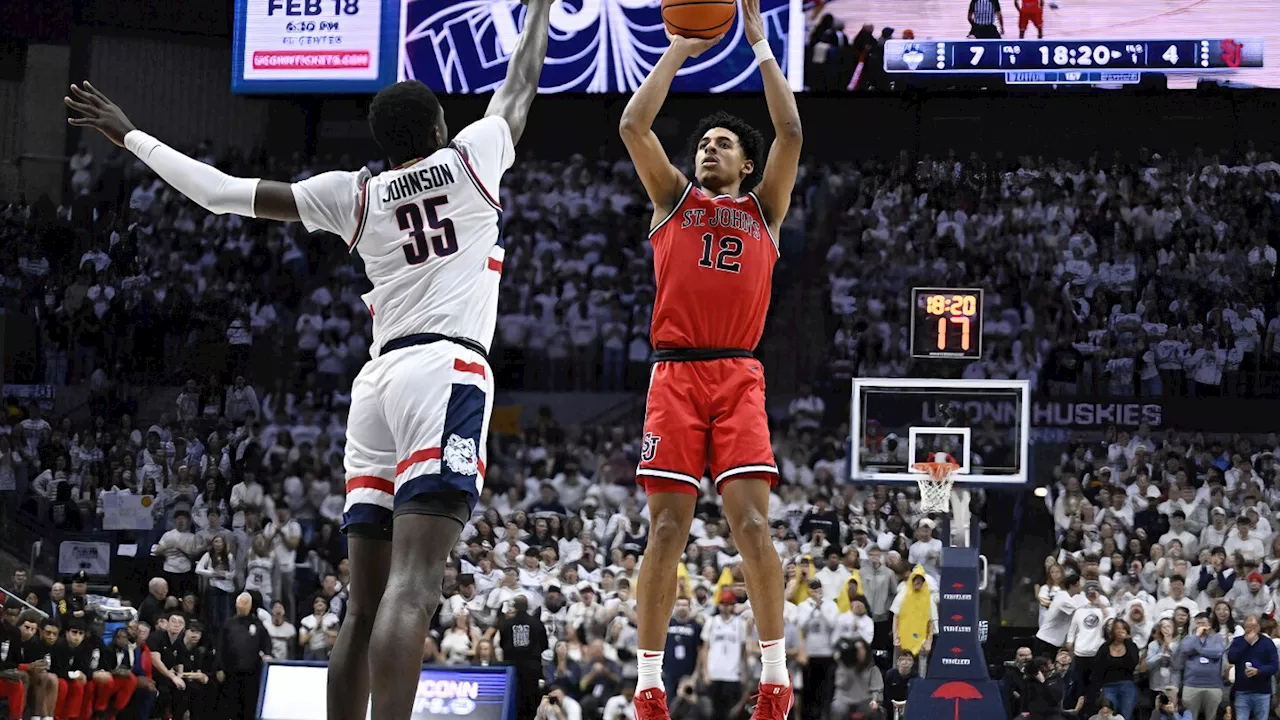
[911, 288, 985, 360]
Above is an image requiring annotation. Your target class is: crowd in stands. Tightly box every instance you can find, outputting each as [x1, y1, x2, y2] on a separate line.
[8, 143, 1280, 399]
[1022, 427, 1280, 720]
[820, 151, 1280, 398]
[0, 133, 1275, 720]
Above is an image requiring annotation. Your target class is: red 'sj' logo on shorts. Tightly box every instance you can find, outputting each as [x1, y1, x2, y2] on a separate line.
[642, 432, 661, 463]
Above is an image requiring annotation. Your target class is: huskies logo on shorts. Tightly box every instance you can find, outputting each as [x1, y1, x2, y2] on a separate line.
[641, 432, 661, 463]
[444, 434, 480, 476]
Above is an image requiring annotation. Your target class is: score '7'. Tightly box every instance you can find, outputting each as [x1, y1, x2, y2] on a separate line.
[970, 47, 984, 65]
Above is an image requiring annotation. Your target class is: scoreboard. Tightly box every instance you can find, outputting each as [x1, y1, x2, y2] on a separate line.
[885, 38, 1265, 84]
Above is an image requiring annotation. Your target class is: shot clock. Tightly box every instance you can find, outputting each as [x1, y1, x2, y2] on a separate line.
[911, 288, 984, 359]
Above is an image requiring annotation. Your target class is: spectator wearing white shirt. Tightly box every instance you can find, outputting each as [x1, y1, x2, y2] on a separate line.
[602, 684, 636, 720]
[263, 506, 303, 619]
[788, 385, 825, 432]
[1154, 575, 1200, 618]
[153, 510, 202, 598]
[1065, 582, 1112, 693]
[566, 301, 598, 391]
[1036, 574, 1084, 655]
[908, 519, 944, 582]
[298, 595, 340, 660]
[815, 550, 851, 599]
[698, 593, 748, 712]
[224, 376, 260, 424]
[834, 595, 875, 645]
[1159, 511, 1199, 558]
[599, 308, 629, 391]
[1225, 516, 1266, 563]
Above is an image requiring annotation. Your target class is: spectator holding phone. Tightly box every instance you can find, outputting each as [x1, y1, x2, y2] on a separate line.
[667, 675, 712, 720]
[536, 684, 582, 720]
[1227, 614, 1279, 720]
[1149, 688, 1191, 720]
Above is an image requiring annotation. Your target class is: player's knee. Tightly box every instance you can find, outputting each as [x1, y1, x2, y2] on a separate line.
[648, 507, 687, 552]
[387, 574, 442, 616]
[730, 506, 769, 546]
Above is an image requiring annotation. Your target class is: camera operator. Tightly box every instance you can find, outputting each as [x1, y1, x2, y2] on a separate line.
[535, 683, 582, 720]
[1024, 656, 1085, 720]
[667, 676, 712, 720]
[1150, 688, 1190, 720]
[1001, 646, 1033, 717]
[831, 637, 884, 720]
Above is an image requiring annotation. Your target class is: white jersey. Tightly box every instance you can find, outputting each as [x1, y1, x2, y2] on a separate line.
[701, 613, 746, 682]
[291, 115, 514, 356]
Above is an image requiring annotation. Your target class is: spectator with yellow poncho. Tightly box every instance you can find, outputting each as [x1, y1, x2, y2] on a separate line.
[891, 566, 939, 677]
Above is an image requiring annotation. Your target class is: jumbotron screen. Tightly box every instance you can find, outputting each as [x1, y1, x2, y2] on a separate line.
[403, 0, 803, 93]
[844, 0, 1274, 88]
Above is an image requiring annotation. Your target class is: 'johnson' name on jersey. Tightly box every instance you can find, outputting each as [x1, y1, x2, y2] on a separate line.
[379, 163, 457, 204]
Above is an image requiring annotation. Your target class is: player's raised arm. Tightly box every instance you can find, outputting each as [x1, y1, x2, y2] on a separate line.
[741, 0, 801, 230]
[485, 0, 555, 147]
[619, 33, 723, 221]
[65, 81, 306, 223]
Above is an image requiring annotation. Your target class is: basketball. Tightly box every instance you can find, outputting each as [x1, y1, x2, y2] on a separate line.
[661, 0, 736, 39]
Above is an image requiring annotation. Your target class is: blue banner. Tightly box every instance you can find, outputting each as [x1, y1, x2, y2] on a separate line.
[403, 0, 803, 93]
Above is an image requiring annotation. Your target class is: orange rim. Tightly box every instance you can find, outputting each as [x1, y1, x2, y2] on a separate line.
[910, 461, 960, 482]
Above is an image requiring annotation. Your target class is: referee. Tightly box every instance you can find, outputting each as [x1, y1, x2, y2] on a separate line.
[968, 0, 1004, 38]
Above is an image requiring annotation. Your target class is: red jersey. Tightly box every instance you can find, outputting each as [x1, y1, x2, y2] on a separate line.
[649, 183, 779, 351]
[1020, 0, 1041, 12]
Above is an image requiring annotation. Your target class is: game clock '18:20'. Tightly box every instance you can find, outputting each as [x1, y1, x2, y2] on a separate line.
[911, 288, 984, 360]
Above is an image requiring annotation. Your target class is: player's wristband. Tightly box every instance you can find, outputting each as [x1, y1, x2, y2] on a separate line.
[752, 39, 774, 64]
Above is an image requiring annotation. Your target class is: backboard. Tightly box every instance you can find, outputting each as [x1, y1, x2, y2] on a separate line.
[850, 378, 1030, 486]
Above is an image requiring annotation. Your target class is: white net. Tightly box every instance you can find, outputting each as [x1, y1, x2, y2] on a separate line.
[911, 461, 959, 515]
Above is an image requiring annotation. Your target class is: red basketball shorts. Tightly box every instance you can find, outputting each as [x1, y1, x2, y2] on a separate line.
[636, 357, 778, 495]
[1019, 8, 1043, 31]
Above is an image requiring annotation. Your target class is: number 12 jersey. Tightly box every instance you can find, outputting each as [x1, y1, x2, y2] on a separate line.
[649, 184, 779, 351]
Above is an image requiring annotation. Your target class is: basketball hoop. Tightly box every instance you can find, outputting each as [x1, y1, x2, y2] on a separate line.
[911, 461, 960, 515]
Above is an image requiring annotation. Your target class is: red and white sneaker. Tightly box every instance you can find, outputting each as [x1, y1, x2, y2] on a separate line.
[751, 682, 794, 720]
[634, 687, 671, 720]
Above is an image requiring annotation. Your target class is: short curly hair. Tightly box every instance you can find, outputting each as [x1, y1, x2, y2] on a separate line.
[686, 111, 765, 193]
[368, 80, 444, 165]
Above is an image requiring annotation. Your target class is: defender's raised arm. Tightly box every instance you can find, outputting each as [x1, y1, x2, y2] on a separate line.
[486, 0, 556, 146]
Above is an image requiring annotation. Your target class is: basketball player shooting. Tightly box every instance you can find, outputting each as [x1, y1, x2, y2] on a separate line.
[618, 0, 802, 717]
[64, 2, 553, 716]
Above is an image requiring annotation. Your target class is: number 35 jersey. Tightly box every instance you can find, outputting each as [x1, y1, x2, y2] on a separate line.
[649, 183, 779, 351]
[290, 115, 514, 358]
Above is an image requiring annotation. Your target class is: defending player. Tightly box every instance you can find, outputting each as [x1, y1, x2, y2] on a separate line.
[617, 0, 802, 717]
[64, 1, 553, 714]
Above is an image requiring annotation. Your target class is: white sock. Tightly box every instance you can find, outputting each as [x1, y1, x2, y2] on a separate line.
[760, 638, 790, 686]
[637, 649, 665, 693]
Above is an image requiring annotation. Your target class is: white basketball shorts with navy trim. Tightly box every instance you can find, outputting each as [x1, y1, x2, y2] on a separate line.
[341, 340, 492, 535]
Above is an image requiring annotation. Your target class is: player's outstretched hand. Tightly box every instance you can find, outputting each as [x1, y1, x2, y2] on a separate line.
[741, 0, 766, 45]
[64, 81, 136, 148]
[665, 31, 726, 59]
